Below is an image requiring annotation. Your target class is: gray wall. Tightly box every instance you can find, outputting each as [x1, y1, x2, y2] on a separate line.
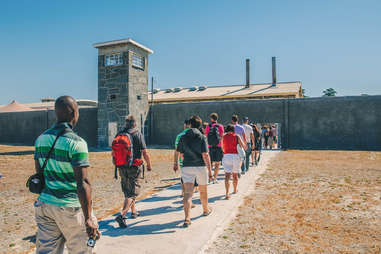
[149, 96, 381, 151]
[0, 107, 97, 147]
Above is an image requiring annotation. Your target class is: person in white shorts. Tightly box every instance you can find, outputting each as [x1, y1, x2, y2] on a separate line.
[176, 115, 213, 227]
[221, 124, 247, 199]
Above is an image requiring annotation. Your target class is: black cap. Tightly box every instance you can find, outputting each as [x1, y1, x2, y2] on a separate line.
[243, 116, 249, 121]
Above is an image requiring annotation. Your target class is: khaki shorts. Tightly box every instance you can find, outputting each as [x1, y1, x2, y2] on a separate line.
[119, 165, 141, 199]
[181, 166, 208, 186]
[34, 200, 97, 254]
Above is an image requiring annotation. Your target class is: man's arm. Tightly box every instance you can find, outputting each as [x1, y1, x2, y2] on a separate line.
[202, 152, 213, 180]
[173, 150, 180, 172]
[73, 166, 100, 240]
[250, 132, 255, 150]
[142, 149, 152, 171]
[34, 160, 41, 173]
[242, 132, 247, 146]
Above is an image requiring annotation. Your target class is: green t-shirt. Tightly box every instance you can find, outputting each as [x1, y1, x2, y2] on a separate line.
[175, 128, 189, 168]
[34, 122, 90, 207]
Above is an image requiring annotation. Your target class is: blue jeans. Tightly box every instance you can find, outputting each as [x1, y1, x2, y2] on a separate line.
[244, 143, 252, 172]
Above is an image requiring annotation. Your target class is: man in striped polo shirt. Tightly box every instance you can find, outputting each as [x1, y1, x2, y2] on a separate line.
[34, 96, 100, 253]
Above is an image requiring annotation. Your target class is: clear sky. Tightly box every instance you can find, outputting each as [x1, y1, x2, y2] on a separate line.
[1, 0, 380, 104]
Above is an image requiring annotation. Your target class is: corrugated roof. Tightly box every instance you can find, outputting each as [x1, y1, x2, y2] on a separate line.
[149, 82, 302, 103]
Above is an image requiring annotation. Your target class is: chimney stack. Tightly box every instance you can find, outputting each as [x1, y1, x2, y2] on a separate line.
[245, 58, 250, 88]
[272, 56, 277, 86]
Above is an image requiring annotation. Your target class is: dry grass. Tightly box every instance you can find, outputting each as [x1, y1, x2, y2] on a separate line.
[208, 151, 381, 254]
[0, 145, 176, 254]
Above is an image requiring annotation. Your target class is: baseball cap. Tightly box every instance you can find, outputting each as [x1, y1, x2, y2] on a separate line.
[243, 116, 249, 121]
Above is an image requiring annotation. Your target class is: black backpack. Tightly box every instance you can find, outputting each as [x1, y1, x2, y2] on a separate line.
[207, 123, 221, 147]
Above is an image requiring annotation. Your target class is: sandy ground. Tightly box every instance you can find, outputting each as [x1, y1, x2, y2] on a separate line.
[0, 145, 176, 254]
[207, 151, 381, 254]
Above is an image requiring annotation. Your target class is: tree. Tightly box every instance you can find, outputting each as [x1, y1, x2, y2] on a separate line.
[322, 88, 337, 97]
[301, 88, 308, 97]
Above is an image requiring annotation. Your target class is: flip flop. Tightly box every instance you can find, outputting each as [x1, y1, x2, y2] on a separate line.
[203, 207, 213, 216]
[183, 220, 191, 228]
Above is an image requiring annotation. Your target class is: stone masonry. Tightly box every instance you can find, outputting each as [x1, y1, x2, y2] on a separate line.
[94, 39, 153, 147]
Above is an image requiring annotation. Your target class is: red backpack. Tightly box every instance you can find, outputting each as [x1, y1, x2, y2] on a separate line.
[112, 133, 133, 167]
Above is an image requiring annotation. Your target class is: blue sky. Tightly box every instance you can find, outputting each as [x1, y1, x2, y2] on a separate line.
[0, 0, 380, 104]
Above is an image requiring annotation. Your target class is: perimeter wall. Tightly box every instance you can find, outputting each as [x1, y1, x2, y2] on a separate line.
[1, 96, 380, 150]
[0, 107, 97, 147]
[149, 95, 381, 150]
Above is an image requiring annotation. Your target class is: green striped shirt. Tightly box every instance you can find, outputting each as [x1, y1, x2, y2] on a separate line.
[34, 122, 90, 207]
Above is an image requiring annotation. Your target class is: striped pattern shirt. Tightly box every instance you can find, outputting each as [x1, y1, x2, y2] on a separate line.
[34, 122, 90, 207]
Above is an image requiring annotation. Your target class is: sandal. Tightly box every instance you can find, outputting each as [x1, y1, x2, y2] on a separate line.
[203, 207, 213, 216]
[130, 211, 140, 219]
[183, 220, 191, 228]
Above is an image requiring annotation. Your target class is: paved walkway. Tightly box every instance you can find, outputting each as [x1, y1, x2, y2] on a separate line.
[92, 151, 278, 254]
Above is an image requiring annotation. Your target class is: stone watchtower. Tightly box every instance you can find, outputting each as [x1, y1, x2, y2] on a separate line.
[93, 38, 153, 147]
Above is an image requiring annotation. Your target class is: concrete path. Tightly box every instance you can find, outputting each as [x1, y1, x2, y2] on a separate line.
[93, 151, 278, 254]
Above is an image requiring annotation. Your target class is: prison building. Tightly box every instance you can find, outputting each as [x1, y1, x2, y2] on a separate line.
[149, 81, 302, 104]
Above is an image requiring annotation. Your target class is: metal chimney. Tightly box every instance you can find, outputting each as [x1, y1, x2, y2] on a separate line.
[272, 57, 277, 86]
[245, 58, 250, 88]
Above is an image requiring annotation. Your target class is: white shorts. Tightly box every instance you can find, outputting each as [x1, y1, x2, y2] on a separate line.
[181, 166, 208, 186]
[222, 154, 242, 174]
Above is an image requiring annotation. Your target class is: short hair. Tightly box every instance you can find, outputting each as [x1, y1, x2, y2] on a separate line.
[232, 114, 238, 122]
[184, 119, 191, 125]
[125, 115, 136, 129]
[210, 113, 218, 121]
[55, 96, 77, 122]
[189, 115, 202, 129]
[225, 124, 235, 133]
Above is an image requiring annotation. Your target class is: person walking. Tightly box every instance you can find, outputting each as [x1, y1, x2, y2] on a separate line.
[114, 115, 152, 228]
[231, 115, 247, 174]
[33, 96, 100, 254]
[251, 124, 262, 165]
[221, 124, 247, 199]
[263, 127, 269, 149]
[242, 117, 255, 172]
[174, 119, 191, 197]
[271, 125, 278, 149]
[176, 115, 213, 227]
[204, 113, 224, 184]
[268, 126, 274, 150]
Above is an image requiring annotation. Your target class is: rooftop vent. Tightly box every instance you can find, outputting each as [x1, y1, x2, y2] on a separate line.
[198, 86, 207, 91]
[153, 88, 160, 94]
[189, 86, 198, 91]
[41, 97, 55, 103]
[165, 88, 174, 93]
[174, 87, 183, 92]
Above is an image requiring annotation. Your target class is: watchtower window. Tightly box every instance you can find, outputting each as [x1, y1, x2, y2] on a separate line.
[132, 53, 144, 69]
[105, 53, 123, 66]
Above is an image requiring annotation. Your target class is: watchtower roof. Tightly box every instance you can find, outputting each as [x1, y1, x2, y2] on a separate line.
[93, 38, 153, 54]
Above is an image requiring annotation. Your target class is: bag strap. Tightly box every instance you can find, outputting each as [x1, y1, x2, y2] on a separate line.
[40, 128, 68, 174]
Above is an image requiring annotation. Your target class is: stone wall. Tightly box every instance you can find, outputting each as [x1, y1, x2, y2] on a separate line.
[149, 96, 381, 151]
[0, 107, 97, 147]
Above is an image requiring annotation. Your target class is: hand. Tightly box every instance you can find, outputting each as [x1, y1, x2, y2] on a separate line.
[208, 171, 213, 180]
[85, 218, 101, 240]
[173, 163, 179, 172]
[147, 166, 152, 172]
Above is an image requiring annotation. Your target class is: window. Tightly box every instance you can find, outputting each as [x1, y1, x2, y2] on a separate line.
[132, 53, 144, 69]
[105, 53, 123, 66]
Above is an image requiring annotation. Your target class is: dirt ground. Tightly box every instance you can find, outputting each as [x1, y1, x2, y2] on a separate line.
[207, 150, 381, 254]
[0, 145, 176, 254]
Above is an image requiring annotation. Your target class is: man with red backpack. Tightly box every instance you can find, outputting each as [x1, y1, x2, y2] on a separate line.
[112, 115, 152, 228]
[204, 113, 224, 184]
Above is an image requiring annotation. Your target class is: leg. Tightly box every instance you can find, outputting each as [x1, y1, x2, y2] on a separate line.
[232, 173, 239, 193]
[183, 183, 194, 222]
[225, 172, 231, 198]
[35, 202, 65, 254]
[198, 185, 209, 213]
[245, 143, 251, 172]
[213, 161, 220, 182]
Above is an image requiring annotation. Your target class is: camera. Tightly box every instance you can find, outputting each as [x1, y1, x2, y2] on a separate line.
[87, 238, 96, 248]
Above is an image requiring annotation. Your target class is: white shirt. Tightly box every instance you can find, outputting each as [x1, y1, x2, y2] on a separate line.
[242, 124, 253, 143]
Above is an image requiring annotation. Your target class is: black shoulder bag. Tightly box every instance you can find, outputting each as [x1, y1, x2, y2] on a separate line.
[26, 129, 67, 194]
